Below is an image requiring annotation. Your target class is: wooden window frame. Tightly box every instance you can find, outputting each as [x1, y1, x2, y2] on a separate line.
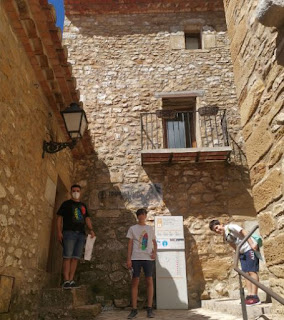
[162, 108, 197, 149]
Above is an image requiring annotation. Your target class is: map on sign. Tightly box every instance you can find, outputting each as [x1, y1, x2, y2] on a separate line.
[155, 216, 184, 238]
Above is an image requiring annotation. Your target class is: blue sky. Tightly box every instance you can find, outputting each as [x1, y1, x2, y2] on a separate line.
[48, 0, 65, 32]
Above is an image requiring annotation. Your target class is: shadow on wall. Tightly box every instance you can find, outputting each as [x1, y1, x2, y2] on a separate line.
[184, 228, 206, 308]
[64, 11, 227, 37]
[143, 161, 257, 306]
[276, 27, 284, 66]
[155, 256, 188, 310]
[74, 152, 145, 305]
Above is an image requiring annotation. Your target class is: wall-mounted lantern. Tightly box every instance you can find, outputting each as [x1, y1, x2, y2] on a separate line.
[42, 102, 87, 158]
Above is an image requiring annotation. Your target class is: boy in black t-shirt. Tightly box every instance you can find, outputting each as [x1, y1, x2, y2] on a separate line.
[57, 184, 95, 289]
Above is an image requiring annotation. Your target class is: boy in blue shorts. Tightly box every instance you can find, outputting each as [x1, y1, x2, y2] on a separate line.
[209, 220, 261, 306]
[57, 184, 95, 289]
[126, 208, 157, 318]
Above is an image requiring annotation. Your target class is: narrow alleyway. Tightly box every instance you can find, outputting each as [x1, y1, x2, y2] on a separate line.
[95, 308, 243, 320]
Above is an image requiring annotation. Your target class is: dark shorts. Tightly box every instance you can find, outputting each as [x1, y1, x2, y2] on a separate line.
[132, 260, 154, 278]
[240, 249, 259, 273]
[62, 230, 86, 259]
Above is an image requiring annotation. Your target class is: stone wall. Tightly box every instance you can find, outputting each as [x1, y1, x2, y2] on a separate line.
[0, 4, 74, 319]
[75, 155, 260, 308]
[64, 10, 263, 307]
[223, 0, 284, 314]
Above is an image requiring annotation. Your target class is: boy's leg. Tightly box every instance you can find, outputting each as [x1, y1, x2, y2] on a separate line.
[248, 272, 259, 295]
[69, 232, 86, 281]
[143, 260, 155, 317]
[240, 250, 260, 305]
[63, 258, 71, 281]
[145, 277, 154, 307]
[131, 277, 140, 309]
[69, 258, 79, 281]
[131, 260, 142, 309]
[62, 231, 77, 282]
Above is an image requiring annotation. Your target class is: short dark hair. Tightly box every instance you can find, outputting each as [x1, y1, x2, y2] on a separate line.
[209, 219, 221, 231]
[71, 184, 81, 191]
[136, 208, 147, 217]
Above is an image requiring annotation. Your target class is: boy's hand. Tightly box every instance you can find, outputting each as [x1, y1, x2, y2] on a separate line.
[90, 230, 96, 238]
[127, 259, 132, 269]
[151, 252, 156, 260]
[250, 242, 258, 251]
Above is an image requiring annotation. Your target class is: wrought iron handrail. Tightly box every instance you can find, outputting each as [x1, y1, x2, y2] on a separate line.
[234, 225, 284, 320]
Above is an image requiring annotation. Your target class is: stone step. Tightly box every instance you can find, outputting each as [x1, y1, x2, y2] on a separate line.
[72, 304, 102, 319]
[229, 280, 272, 302]
[38, 306, 74, 320]
[39, 304, 101, 320]
[201, 298, 272, 320]
[40, 285, 90, 308]
[229, 289, 271, 303]
[257, 314, 284, 320]
[39, 285, 101, 320]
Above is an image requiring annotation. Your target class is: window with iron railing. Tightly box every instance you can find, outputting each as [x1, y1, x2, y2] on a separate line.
[140, 107, 229, 150]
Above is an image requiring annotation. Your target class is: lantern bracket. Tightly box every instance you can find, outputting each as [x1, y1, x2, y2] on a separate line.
[42, 139, 77, 158]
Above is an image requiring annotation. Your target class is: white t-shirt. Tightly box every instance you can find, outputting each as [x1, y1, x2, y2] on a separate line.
[224, 224, 252, 253]
[126, 224, 156, 260]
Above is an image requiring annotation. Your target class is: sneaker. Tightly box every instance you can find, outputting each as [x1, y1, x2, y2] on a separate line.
[127, 309, 138, 319]
[62, 281, 71, 289]
[147, 307, 155, 318]
[245, 295, 253, 302]
[69, 280, 80, 289]
[246, 296, 261, 306]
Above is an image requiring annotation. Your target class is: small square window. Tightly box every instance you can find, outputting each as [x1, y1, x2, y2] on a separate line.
[185, 33, 201, 50]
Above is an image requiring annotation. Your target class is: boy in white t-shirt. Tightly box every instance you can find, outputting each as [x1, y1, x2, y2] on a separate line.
[126, 208, 157, 319]
[209, 220, 261, 306]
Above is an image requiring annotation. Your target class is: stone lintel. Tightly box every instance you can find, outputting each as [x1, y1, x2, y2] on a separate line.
[155, 90, 205, 99]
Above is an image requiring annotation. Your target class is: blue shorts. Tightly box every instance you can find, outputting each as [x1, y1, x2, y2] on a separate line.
[132, 260, 154, 278]
[62, 231, 86, 259]
[240, 249, 259, 272]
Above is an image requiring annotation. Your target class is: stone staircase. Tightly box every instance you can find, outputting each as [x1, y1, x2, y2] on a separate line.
[202, 298, 272, 319]
[201, 284, 276, 320]
[38, 285, 101, 320]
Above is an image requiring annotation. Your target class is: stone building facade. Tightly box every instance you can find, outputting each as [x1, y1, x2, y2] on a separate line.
[0, 1, 92, 319]
[63, 1, 261, 308]
[1, 0, 282, 318]
[223, 0, 284, 315]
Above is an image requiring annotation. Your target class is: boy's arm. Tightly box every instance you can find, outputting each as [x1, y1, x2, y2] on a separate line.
[127, 239, 133, 269]
[57, 215, 63, 243]
[85, 217, 96, 238]
[151, 239, 157, 260]
[240, 229, 258, 250]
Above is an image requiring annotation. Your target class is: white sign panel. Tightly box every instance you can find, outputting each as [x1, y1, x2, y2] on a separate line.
[155, 216, 184, 238]
[156, 251, 188, 309]
[156, 238, 185, 250]
[155, 216, 188, 310]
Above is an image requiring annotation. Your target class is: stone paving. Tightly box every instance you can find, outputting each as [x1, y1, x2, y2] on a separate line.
[96, 309, 243, 320]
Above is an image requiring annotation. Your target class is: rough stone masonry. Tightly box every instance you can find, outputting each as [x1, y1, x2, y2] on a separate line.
[63, 8, 267, 308]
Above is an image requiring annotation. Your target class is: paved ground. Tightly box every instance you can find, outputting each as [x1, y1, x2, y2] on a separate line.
[96, 309, 243, 320]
